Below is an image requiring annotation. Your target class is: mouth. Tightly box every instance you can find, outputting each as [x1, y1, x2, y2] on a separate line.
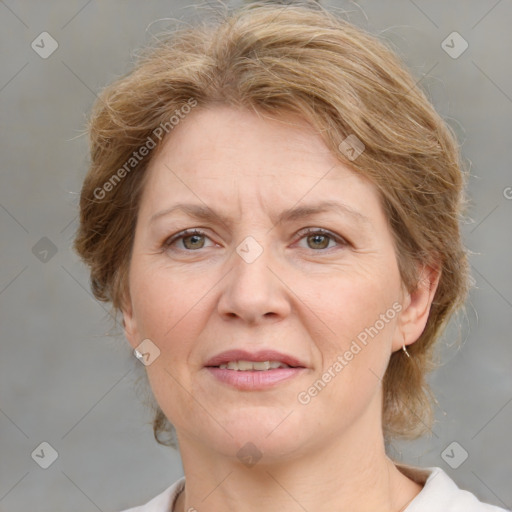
[204, 348, 306, 370]
[216, 360, 292, 371]
[204, 349, 307, 390]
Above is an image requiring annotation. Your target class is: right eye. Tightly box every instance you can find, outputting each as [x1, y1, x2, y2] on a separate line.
[163, 229, 215, 251]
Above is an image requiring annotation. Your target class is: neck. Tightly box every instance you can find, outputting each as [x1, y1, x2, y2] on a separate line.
[173, 409, 423, 512]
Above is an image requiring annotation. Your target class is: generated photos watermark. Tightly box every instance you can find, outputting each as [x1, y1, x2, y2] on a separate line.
[297, 301, 402, 405]
[93, 97, 198, 200]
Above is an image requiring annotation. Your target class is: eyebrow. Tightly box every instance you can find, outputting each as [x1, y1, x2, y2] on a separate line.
[150, 200, 371, 228]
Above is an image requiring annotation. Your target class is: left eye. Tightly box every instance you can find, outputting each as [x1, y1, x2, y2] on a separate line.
[296, 228, 345, 251]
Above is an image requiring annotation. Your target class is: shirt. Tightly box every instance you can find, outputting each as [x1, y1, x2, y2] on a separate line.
[120, 463, 510, 511]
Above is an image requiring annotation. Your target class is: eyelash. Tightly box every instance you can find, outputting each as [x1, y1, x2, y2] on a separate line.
[163, 228, 348, 253]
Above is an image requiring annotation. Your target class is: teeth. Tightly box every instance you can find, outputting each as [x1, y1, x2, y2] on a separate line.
[218, 360, 291, 371]
[253, 361, 270, 370]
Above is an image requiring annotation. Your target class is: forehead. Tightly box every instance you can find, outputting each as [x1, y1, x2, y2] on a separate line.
[139, 105, 383, 224]
[149, 105, 341, 177]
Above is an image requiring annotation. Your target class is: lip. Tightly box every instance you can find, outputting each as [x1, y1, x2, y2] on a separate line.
[206, 367, 306, 390]
[204, 349, 306, 369]
[204, 349, 308, 391]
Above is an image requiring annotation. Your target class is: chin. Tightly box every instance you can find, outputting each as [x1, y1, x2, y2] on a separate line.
[189, 406, 318, 463]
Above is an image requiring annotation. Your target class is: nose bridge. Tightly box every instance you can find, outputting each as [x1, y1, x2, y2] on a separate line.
[235, 234, 272, 289]
[217, 232, 290, 322]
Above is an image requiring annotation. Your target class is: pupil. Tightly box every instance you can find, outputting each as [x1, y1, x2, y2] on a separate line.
[310, 234, 328, 249]
[185, 234, 204, 249]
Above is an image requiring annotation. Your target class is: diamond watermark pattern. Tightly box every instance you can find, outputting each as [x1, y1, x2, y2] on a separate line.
[31, 32, 59, 59]
[31, 442, 59, 469]
[441, 441, 468, 469]
[236, 236, 263, 264]
[32, 236, 58, 262]
[441, 32, 468, 59]
[236, 442, 262, 468]
[134, 339, 161, 366]
[338, 134, 365, 161]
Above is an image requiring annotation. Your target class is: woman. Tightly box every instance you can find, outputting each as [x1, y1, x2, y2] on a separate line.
[74, 2, 508, 511]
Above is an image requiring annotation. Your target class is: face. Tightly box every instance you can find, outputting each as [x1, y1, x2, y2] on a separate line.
[122, 105, 431, 462]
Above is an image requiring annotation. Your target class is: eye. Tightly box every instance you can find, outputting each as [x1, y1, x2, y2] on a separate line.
[163, 227, 348, 253]
[164, 229, 214, 251]
[296, 228, 347, 251]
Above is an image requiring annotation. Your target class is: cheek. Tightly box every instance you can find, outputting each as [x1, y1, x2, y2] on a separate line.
[316, 267, 399, 335]
[309, 262, 401, 376]
[130, 264, 209, 342]
[130, 269, 212, 422]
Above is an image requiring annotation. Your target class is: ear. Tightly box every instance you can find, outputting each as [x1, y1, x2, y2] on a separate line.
[392, 263, 441, 353]
[120, 295, 140, 350]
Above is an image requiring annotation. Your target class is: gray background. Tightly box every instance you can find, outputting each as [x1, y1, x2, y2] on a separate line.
[1, 1, 511, 510]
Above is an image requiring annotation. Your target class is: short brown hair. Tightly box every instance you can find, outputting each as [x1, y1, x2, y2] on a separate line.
[74, 1, 470, 445]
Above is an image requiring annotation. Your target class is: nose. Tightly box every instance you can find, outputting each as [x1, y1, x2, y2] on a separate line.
[216, 237, 291, 325]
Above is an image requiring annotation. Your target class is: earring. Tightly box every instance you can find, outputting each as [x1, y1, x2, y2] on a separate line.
[402, 344, 410, 358]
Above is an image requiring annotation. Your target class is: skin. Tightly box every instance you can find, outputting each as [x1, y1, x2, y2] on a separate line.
[122, 105, 440, 512]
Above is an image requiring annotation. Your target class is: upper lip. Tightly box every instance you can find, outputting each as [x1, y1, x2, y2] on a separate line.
[205, 349, 306, 368]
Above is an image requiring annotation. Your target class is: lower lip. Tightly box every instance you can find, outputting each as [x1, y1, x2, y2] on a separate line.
[206, 367, 306, 390]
